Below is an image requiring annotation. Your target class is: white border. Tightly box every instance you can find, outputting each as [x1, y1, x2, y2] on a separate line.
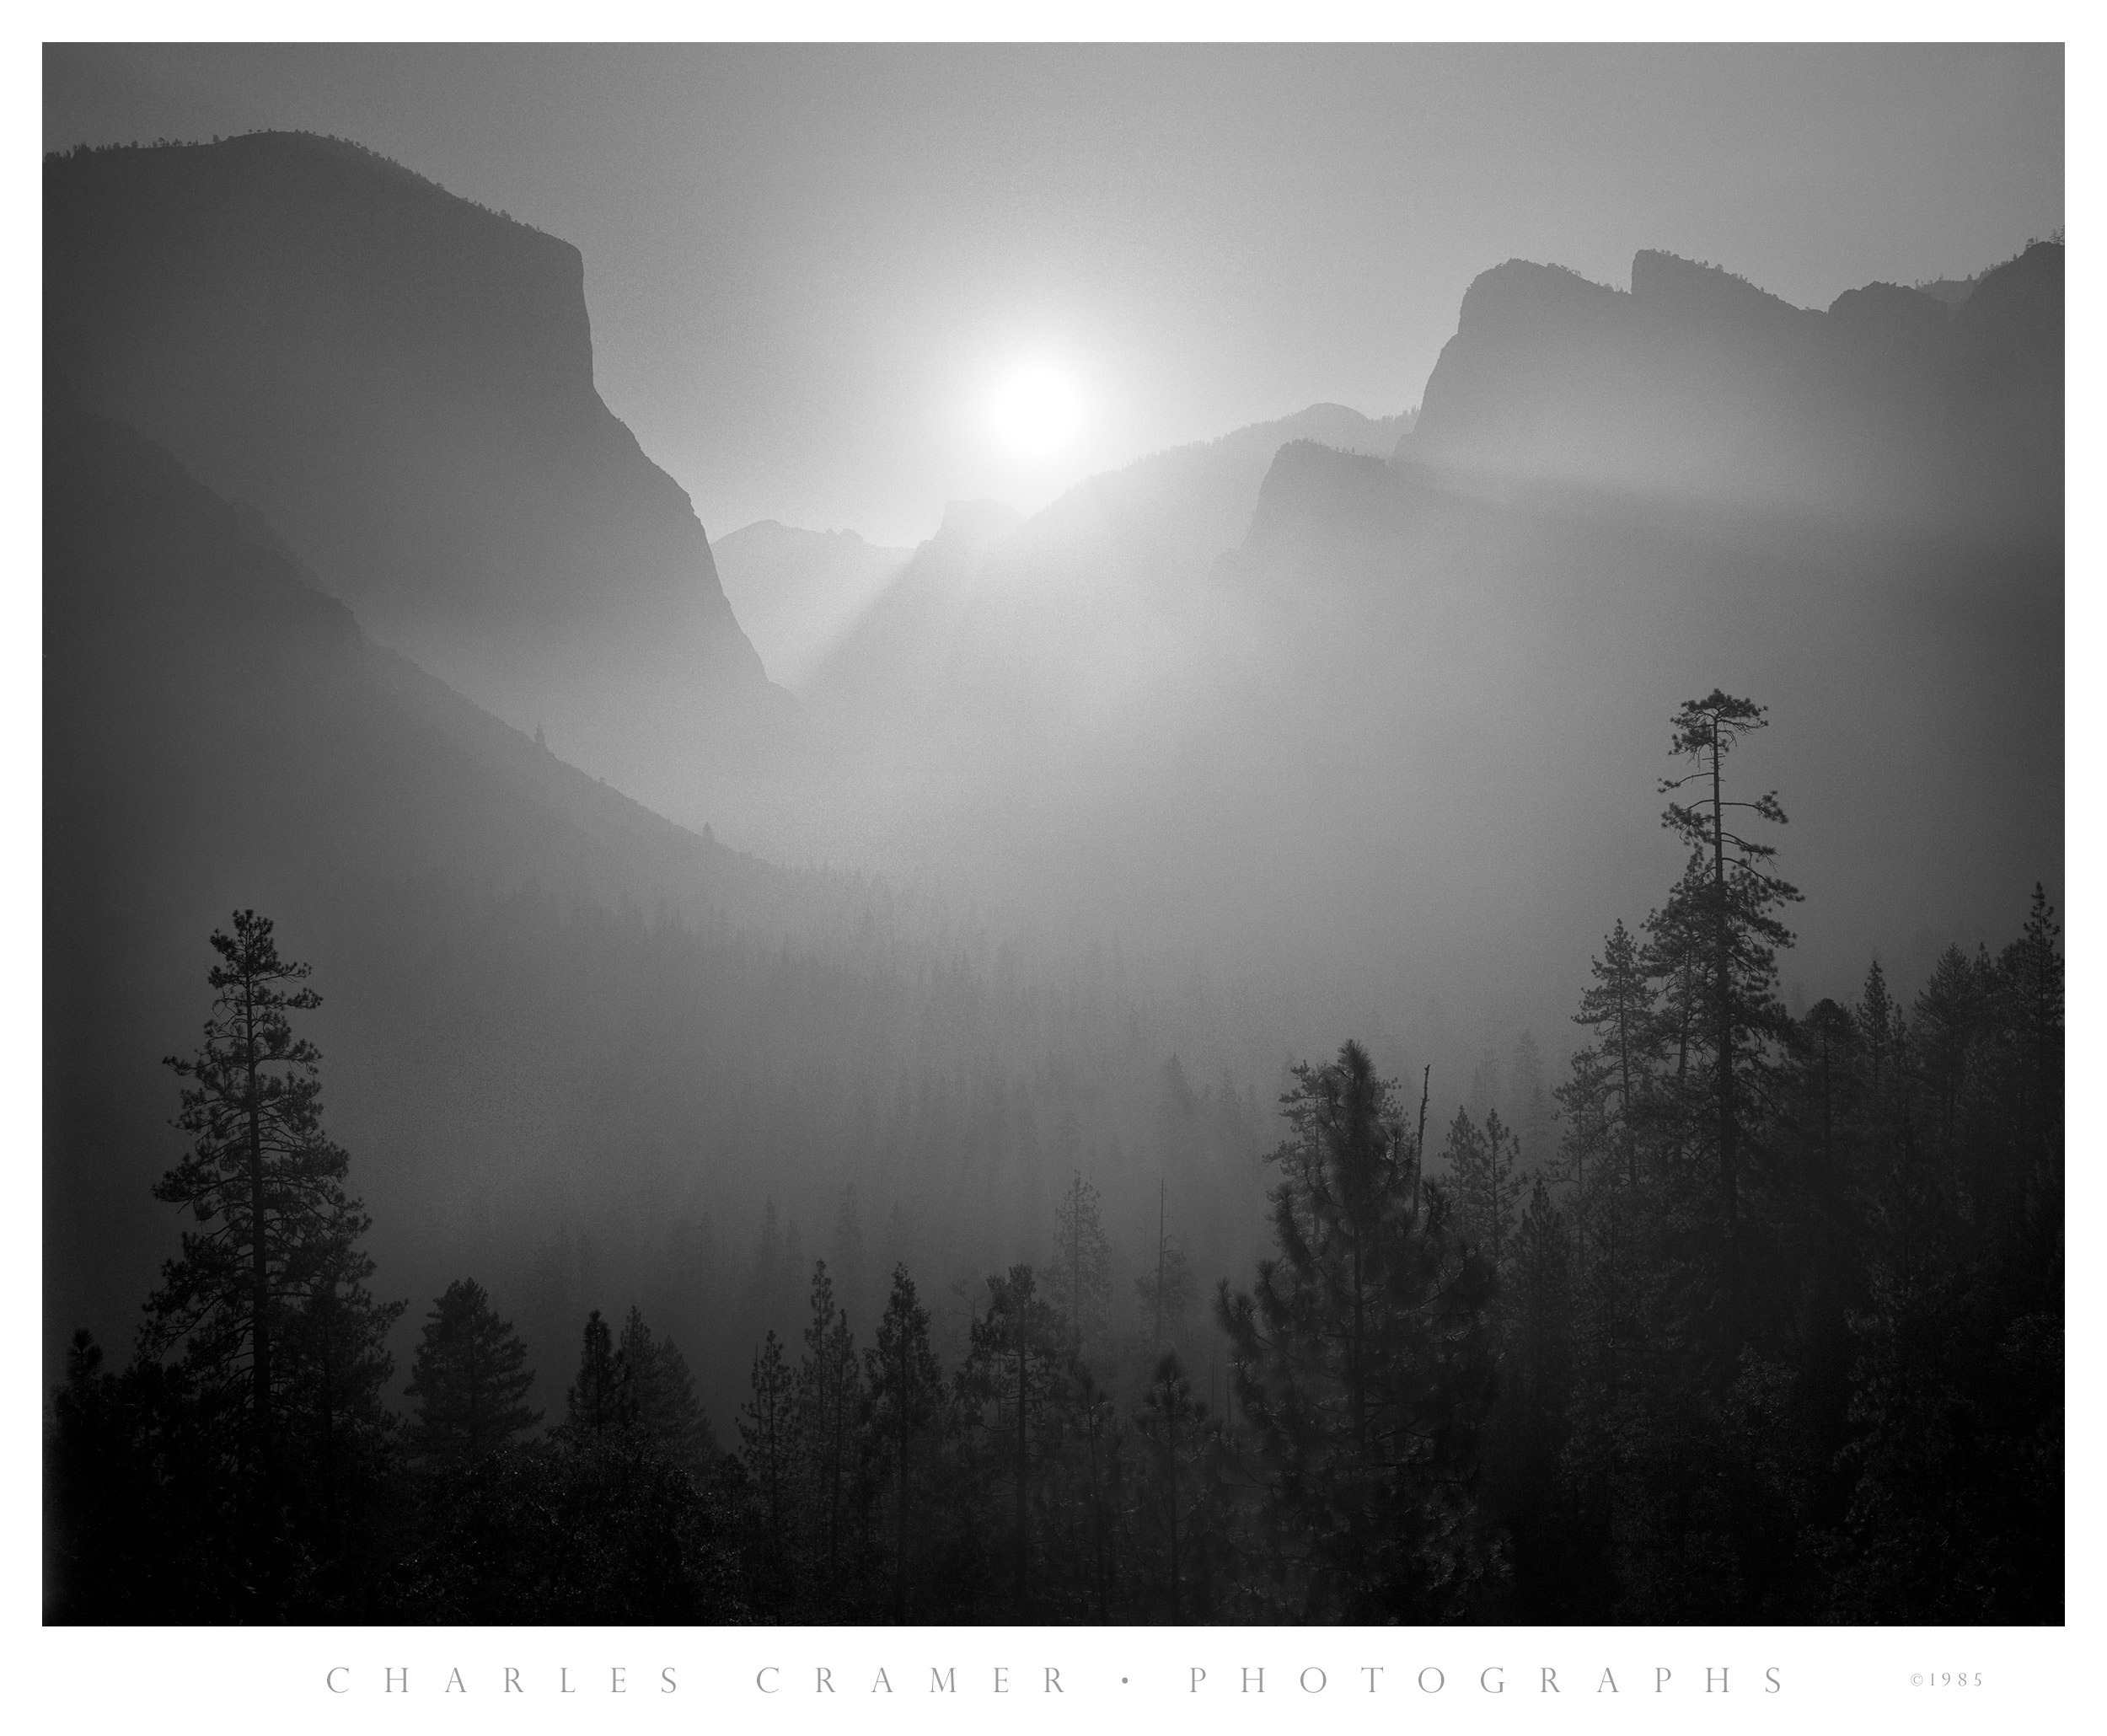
[5, 10, 2091, 1730]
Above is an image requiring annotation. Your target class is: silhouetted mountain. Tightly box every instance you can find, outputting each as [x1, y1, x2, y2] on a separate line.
[1025, 402, 1411, 578]
[1404, 243, 2061, 530]
[44, 133, 790, 829]
[1242, 437, 1418, 552]
[710, 521, 909, 694]
[812, 403, 1411, 715]
[45, 411, 827, 920]
[770, 405, 1411, 871]
[1226, 403, 2060, 1015]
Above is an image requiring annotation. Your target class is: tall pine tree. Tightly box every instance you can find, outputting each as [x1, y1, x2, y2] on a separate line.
[1218, 1041, 1500, 1620]
[1654, 691, 1801, 1362]
[1047, 1174, 1113, 1348]
[865, 1265, 944, 1621]
[144, 910, 391, 1613]
[962, 1263, 1068, 1617]
[797, 1262, 861, 1603]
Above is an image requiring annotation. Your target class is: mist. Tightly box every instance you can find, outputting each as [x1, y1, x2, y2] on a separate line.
[41, 45, 2062, 1630]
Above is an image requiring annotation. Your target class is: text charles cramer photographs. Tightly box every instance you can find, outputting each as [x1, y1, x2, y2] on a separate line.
[324, 1661, 1787, 1695]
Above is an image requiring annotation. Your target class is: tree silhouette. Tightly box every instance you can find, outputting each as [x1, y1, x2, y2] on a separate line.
[962, 1262, 1068, 1616]
[797, 1262, 860, 1601]
[866, 1264, 944, 1621]
[405, 1278, 540, 1467]
[1570, 919, 1659, 1187]
[563, 1309, 622, 1442]
[615, 1305, 715, 1469]
[738, 1327, 798, 1612]
[1134, 1350, 1211, 1621]
[1444, 1105, 1523, 1273]
[1654, 691, 1801, 1360]
[1217, 1040, 1499, 1620]
[1047, 1173, 1113, 1347]
[144, 910, 383, 1610]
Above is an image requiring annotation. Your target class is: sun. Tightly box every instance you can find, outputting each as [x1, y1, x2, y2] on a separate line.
[989, 360, 1084, 458]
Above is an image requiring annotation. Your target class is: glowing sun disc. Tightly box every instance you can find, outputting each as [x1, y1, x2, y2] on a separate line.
[989, 362, 1084, 457]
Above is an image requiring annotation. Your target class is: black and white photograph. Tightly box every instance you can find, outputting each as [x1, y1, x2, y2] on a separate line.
[32, 23, 2071, 1665]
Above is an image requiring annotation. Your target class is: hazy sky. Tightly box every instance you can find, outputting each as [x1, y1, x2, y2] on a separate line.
[45, 44, 2062, 545]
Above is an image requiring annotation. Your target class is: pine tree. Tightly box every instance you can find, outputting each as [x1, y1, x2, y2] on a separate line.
[1571, 919, 1659, 1186]
[405, 1278, 540, 1468]
[1134, 1350, 1212, 1621]
[1217, 1041, 1500, 1620]
[1996, 887, 2063, 1259]
[1552, 1042, 1616, 1208]
[797, 1262, 861, 1599]
[1858, 958, 1905, 1100]
[1820, 889, 2065, 1623]
[1645, 901, 1708, 1171]
[1999, 886, 2062, 1155]
[617, 1305, 715, 1469]
[865, 1264, 944, 1621]
[738, 1327, 799, 1610]
[1654, 690, 1802, 1360]
[962, 1262, 1068, 1617]
[1444, 1106, 1523, 1272]
[1047, 1173, 1113, 1347]
[143, 910, 385, 1609]
[563, 1309, 622, 1442]
[652, 1337, 716, 1469]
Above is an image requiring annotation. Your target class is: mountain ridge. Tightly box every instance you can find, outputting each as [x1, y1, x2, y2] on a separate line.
[44, 131, 791, 831]
[1402, 241, 2062, 528]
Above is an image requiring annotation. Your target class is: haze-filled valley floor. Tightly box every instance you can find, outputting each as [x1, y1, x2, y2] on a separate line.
[44, 128, 2061, 1626]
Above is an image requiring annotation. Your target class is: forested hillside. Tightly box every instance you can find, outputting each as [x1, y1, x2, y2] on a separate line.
[48, 785, 2061, 1622]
